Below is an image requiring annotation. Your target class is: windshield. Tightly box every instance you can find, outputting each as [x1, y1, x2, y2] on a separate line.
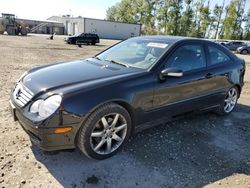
[97, 39, 171, 69]
[73, 33, 82, 37]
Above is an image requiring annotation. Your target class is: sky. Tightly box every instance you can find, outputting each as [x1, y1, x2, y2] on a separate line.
[0, 0, 249, 21]
[209, 0, 250, 12]
[0, 0, 120, 20]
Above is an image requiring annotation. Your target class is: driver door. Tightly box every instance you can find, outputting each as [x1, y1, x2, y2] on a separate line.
[152, 42, 215, 119]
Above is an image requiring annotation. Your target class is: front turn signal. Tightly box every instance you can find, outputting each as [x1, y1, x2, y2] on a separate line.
[54, 127, 72, 134]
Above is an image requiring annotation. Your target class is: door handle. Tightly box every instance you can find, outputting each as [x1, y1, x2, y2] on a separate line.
[205, 73, 213, 79]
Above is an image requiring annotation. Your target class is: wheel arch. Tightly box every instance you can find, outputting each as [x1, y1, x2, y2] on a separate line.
[234, 84, 242, 97]
[77, 99, 137, 134]
[74, 99, 136, 150]
[113, 100, 136, 131]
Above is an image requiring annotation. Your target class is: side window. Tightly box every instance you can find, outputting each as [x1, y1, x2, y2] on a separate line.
[208, 46, 230, 65]
[166, 44, 206, 72]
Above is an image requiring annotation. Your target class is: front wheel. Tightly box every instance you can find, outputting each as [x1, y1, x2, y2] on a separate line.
[216, 86, 239, 115]
[77, 103, 131, 159]
[20, 27, 28, 36]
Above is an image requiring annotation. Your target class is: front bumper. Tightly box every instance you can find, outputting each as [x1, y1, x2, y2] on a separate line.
[9, 100, 80, 151]
[236, 49, 242, 53]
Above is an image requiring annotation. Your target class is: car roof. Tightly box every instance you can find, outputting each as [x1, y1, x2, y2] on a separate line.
[131, 35, 207, 44]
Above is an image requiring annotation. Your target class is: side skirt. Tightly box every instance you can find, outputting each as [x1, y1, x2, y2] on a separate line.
[133, 105, 220, 134]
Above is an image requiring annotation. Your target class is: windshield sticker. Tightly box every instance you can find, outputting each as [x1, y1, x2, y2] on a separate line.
[147, 42, 168, 48]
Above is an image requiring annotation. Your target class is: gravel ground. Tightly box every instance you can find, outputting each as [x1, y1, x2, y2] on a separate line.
[0, 34, 250, 188]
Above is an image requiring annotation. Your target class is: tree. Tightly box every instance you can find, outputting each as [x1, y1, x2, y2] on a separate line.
[117, 0, 137, 23]
[243, 8, 250, 40]
[212, 0, 225, 39]
[106, 4, 120, 21]
[165, 0, 183, 35]
[139, 0, 160, 34]
[219, 5, 229, 38]
[232, 0, 246, 39]
[190, 0, 205, 37]
[106, 0, 159, 34]
[106, 0, 137, 24]
[179, 0, 194, 36]
[223, 0, 246, 39]
[199, 1, 211, 38]
[157, 0, 170, 34]
[105, 0, 248, 39]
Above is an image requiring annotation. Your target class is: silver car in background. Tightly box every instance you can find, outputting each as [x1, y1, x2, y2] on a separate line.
[237, 45, 250, 55]
[223, 41, 247, 51]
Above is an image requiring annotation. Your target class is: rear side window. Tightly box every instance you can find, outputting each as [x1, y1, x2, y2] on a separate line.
[208, 46, 230, 65]
[166, 44, 206, 72]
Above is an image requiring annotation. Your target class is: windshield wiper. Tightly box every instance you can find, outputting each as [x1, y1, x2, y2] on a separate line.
[93, 56, 101, 61]
[105, 59, 130, 68]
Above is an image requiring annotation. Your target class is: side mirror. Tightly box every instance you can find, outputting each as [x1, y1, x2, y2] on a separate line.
[160, 68, 183, 80]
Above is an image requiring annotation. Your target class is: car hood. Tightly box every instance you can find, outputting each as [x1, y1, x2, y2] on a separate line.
[67, 36, 78, 39]
[22, 58, 142, 95]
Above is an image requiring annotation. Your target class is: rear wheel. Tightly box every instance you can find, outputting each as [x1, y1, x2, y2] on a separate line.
[77, 103, 131, 159]
[91, 41, 96, 45]
[216, 86, 239, 115]
[241, 49, 248, 55]
[6, 26, 17, 35]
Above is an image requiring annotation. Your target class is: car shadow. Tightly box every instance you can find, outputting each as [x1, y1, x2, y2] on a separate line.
[32, 104, 250, 188]
[75, 44, 108, 48]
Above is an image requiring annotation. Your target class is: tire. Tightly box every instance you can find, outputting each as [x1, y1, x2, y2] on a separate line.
[216, 86, 239, 115]
[91, 41, 96, 45]
[77, 103, 132, 159]
[20, 27, 28, 36]
[241, 49, 248, 55]
[6, 26, 17, 35]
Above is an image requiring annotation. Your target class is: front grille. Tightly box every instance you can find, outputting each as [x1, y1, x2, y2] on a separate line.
[13, 83, 34, 107]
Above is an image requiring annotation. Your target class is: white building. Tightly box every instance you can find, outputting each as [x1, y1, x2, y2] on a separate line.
[48, 16, 141, 40]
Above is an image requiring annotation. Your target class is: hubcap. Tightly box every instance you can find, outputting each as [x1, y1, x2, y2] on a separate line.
[90, 113, 127, 155]
[224, 88, 237, 113]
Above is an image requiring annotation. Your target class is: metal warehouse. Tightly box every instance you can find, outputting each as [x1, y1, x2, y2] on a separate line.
[48, 16, 141, 40]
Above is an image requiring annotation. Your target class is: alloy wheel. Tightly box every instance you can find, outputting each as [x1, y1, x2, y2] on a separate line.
[224, 88, 238, 113]
[90, 113, 127, 155]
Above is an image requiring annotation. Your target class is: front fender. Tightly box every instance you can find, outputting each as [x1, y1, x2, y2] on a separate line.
[62, 84, 134, 118]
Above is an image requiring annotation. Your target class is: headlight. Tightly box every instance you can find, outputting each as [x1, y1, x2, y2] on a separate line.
[29, 95, 62, 119]
[30, 99, 43, 113]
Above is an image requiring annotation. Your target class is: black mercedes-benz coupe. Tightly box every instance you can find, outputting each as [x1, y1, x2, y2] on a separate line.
[10, 36, 245, 159]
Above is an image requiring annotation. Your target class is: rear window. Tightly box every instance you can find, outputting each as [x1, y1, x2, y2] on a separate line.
[208, 46, 231, 65]
[86, 34, 98, 38]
